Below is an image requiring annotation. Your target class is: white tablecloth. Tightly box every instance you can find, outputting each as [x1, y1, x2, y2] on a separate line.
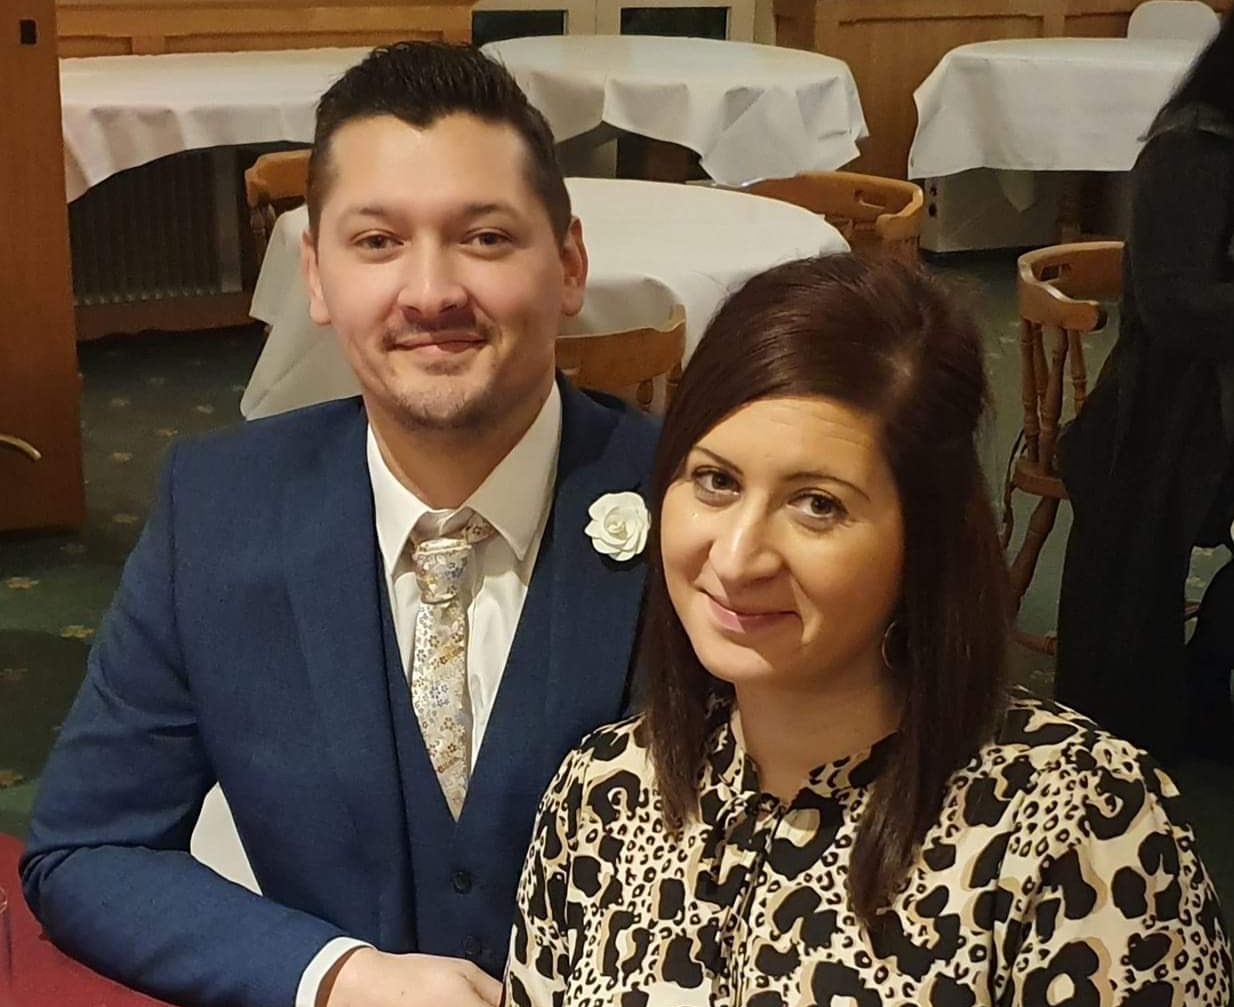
[241, 176, 847, 418]
[909, 37, 1203, 179]
[482, 35, 868, 185]
[60, 47, 370, 200]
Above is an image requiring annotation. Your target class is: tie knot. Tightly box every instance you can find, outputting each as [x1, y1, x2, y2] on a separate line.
[410, 512, 494, 604]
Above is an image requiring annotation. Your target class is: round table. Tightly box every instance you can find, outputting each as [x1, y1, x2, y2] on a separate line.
[481, 35, 868, 186]
[60, 47, 370, 201]
[909, 37, 1204, 179]
[0, 833, 171, 1006]
[241, 177, 848, 420]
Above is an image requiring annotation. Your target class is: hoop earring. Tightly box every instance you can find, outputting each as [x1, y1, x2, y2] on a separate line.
[880, 619, 901, 669]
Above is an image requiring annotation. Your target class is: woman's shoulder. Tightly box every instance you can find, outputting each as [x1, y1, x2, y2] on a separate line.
[539, 715, 661, 830]
[967, 688, 1180, 814]
[556, 714, 656, 788]
[987, 688, 1152, 763]
[575, 714, 650, 760]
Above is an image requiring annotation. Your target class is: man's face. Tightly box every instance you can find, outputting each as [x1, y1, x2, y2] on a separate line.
[303, 113, 586, 433]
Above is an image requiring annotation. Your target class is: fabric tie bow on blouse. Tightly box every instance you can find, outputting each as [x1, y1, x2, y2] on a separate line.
[408, 511, 495, 819]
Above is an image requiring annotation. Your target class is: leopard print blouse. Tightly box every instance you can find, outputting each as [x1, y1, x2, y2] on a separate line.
[505, 691, 1231, 1006]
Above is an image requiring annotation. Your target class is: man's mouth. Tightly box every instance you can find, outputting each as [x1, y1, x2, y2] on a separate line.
[390, 330, 486, 352]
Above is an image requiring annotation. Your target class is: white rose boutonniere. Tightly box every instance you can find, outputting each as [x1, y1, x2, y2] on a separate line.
[586, 491, 650, 562]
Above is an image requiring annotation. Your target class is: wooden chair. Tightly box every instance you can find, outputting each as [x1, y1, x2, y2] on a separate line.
[1002, 240, 1123, 653]
[555, 305, 686, 414]
[244, 149, 311, 263]
[741, 171, 924, 264]
[1127, 0, 1219, 40]
[0, 433, 41, 461]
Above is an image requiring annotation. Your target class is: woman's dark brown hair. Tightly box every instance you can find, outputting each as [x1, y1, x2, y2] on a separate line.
[639, 253, 1009, 924]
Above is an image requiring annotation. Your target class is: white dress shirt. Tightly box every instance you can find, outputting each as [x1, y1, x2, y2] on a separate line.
[297, 384, 562, 1007]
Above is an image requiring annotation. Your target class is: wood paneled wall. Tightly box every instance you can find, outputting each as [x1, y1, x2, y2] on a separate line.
[57, 0, 473, 57]
[774, 0, 1230, 179]
[3, 0, 85, 529]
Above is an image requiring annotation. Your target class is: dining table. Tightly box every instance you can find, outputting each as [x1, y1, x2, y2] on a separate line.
[240, 176, 849, 419]
[908, 36, 1207, 180]
[60, 36, 867, 204]
[481, 34, 868, 185]
[0, 832, 172, 1006]
[59, 47, 374, 201]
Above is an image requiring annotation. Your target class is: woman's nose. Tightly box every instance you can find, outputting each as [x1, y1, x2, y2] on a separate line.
[707, 506, 783, 585]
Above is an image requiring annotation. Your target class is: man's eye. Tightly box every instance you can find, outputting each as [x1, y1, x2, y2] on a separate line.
[356, 234, 395, 251]
[468, 231, 510, 248]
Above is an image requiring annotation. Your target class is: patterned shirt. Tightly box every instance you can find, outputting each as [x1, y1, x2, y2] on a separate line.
[506, 691, 1231, 1006]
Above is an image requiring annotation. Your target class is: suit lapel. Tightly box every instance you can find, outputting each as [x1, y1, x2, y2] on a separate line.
[542, 382, 652, 760]
[281, 401, 406, 942]
[466, 379, 653, 820]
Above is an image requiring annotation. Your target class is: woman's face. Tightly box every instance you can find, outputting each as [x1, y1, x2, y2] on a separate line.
[661, 395, 905, 694]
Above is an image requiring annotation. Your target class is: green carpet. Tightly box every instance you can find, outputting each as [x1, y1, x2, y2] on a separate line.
[0, 323, 265, 829]
[1, 258, 1231, 913]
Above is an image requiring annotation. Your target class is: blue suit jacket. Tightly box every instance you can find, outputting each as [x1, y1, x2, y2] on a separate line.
[21, 380, 659, 1007]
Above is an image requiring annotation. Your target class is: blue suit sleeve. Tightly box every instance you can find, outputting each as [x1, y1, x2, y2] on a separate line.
[20, 444, 346, 1007]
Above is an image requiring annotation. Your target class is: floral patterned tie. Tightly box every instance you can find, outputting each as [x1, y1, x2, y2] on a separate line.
[409, 512, 494, 819]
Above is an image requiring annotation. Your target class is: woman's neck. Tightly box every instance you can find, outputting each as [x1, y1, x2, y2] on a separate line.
[732, 667, 901, 802]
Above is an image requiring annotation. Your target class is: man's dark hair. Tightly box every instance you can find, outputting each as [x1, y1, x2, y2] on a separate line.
[306, 41, 571, 240]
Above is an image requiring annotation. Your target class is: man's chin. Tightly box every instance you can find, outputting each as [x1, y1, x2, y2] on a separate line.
[386, 380, 498, 433]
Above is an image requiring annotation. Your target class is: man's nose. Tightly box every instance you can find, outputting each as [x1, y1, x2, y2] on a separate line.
[396, 245, 468, 320]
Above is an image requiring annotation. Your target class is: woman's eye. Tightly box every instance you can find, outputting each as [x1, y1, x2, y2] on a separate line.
[692, 467, 738, 498]
[793, 492, 845, 522]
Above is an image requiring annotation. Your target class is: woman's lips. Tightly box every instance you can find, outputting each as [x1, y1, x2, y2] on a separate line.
[706, 594, 791, 633]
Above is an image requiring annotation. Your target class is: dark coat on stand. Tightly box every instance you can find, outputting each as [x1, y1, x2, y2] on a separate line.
[1055, 103, 1234, 760]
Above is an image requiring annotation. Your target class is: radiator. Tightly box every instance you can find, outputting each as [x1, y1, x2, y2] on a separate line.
[68, 149, 244, 306]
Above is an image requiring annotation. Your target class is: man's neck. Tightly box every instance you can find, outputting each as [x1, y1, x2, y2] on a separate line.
[367, 384, 552, 509]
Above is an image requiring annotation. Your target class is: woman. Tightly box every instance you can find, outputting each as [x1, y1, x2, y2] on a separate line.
[1056, 13, 1234, 762]
[505, 256, 1231, 1005]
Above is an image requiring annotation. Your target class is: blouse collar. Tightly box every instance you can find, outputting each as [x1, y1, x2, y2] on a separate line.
[702, 694, 895, 816]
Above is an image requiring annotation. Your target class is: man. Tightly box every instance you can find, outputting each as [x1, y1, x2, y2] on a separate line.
[22, 42, 658, 1007]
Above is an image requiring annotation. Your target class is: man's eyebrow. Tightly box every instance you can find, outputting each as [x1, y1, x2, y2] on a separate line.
[337, 204, 395, 220]
[461, 200, 524, 219]
[336, 201, 524, 221]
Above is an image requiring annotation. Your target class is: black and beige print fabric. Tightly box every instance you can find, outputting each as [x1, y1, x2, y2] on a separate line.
[506, 691, 1231, 1006]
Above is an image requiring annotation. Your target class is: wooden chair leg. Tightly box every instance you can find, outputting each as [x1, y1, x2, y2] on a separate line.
[1000, 481, 1016, 550]
[1006, 495, 1060, 613]
[1013, 629, 1059, 656]
[1056, 173, 1083, 242]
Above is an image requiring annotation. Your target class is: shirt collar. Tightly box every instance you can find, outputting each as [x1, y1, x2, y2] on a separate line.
[703, 692, 894, 813]
[368, 382, 563, 580]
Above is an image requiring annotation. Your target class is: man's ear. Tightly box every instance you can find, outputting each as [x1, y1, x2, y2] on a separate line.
[302, 227, 331, 326]
[560, 216, 588, 319]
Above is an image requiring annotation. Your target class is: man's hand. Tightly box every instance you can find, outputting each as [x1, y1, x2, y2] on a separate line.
[320, 947, 503, 1007]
